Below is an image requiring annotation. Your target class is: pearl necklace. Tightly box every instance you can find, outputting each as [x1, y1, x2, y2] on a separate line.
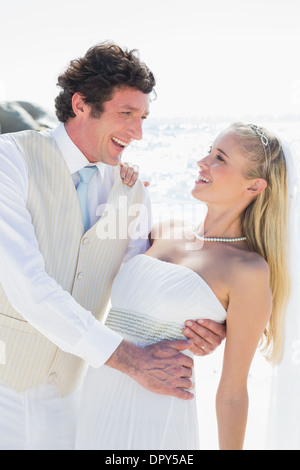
[193, 227, 247, 243]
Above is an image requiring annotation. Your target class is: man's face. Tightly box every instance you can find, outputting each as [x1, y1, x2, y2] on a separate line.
[70, 87, 150, 165]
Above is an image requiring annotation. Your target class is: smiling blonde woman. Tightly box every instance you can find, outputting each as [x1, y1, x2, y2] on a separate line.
[76, 122, 291, 450]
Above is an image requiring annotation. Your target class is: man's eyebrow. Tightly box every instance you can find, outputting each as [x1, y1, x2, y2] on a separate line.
[121, 105, 150, 115]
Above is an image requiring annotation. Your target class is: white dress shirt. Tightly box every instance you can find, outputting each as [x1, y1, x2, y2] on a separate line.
[0, 123, 151, 368]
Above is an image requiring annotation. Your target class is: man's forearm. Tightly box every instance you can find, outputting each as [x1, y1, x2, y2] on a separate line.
[105, 339, 139, 375]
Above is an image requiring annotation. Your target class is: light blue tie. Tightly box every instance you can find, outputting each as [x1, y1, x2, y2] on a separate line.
[76, 166, 98, 232]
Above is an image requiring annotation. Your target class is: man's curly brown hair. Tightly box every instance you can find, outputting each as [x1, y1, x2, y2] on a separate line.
[55, 42, 156, 122]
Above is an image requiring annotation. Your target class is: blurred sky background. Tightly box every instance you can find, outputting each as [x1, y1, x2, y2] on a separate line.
[0, 0, 300, 119]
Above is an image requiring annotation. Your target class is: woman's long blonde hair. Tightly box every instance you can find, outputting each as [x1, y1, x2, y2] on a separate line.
[230, 122, 290, 364]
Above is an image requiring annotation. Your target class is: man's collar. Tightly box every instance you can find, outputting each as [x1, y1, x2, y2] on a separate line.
[50, 122, 106, 179]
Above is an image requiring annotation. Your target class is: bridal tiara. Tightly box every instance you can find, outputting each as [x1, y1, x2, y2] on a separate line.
[249, 124, 272, 170]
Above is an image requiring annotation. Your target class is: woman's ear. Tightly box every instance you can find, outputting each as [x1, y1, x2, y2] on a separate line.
[246, 178, 268, 197]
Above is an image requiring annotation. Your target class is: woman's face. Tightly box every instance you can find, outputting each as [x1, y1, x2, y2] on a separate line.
[192, 129, 254, 208]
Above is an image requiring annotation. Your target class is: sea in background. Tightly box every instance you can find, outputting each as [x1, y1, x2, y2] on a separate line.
[125, 115, 300, 450]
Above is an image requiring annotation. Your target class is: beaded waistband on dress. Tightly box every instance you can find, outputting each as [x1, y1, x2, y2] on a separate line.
[105, 308, 186, 344]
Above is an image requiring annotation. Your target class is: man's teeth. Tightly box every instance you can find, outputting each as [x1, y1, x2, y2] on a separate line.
[112, 137, 128, 148]
[197, 175, 211, 183]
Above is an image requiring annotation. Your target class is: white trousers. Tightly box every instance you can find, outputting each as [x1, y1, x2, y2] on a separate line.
[0, 381, 81, 450]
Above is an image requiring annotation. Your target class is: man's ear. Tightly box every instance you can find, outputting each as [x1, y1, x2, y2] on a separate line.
[246, 178, 268, 197]
[71, 93, 87, 117]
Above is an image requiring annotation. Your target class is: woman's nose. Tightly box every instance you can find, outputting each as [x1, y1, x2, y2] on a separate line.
[197, 156, 210, 170]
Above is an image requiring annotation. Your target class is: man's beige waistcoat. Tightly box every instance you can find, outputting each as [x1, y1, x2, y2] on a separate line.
[0, 130, 145, 397]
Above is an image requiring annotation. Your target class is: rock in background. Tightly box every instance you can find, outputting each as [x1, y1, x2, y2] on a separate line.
[0, 101, 58, 133]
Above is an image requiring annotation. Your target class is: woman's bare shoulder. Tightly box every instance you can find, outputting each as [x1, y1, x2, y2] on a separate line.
[229, 248, 271, 294]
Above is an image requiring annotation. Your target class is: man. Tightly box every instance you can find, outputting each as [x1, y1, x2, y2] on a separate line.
[0, 42, 225, 450]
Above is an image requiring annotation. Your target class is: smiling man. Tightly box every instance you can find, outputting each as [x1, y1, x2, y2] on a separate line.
[65, 87, 150, 166]
[0, 43, 225, 450]
[0, 43, 158, 450]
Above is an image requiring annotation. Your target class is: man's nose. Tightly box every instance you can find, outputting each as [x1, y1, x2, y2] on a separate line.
[128, 118, 143, 141]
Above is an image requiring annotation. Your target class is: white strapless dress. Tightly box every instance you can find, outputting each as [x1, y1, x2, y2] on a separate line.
[75, 255, 226, 450]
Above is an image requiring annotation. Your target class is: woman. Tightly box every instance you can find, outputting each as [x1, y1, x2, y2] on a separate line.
[75, 122, 290, 450]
